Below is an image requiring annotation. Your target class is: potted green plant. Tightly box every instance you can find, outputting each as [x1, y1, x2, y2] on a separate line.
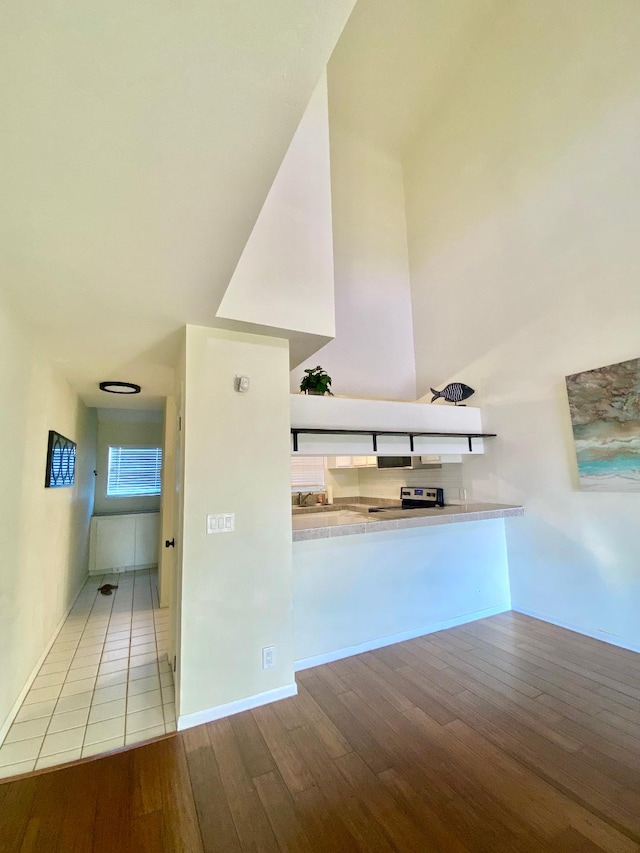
[300, 365, 333, 396]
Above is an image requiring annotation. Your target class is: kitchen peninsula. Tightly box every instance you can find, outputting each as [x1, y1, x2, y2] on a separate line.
[292, 500, 523, 540]
[292, 498, 523, 670]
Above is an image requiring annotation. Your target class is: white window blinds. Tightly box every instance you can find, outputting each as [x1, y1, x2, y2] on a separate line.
[291, 456, 325, 491]
[107, 447, 163, 497]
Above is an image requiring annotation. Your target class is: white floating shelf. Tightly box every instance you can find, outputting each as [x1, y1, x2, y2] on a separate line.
[290, 395, 494, 456]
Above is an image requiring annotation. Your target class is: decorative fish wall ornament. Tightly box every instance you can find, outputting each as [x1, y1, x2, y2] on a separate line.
[430, 383, 475, 405]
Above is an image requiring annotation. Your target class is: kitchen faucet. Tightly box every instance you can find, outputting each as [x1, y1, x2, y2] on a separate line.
[298, 491, 314, 506]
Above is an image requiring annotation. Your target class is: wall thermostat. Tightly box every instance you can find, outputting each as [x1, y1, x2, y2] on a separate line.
[235, 375, 250, 393]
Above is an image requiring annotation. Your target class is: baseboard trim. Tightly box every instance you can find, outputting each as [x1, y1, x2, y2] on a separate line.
[513, 606, 640, 655]
[88, 563, 158, 577]
[177, 682, 298, 732]
[294, 604, 511, 671]
[0, 574, 89, 745]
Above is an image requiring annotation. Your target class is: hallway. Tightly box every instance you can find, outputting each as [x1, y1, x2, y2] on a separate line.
[0, 570, 175, 778]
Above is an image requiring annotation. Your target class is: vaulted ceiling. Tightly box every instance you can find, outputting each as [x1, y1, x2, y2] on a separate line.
[1, 0, 502, 408]
[328, 0, 501, 157]
[0, 0, 355, 406]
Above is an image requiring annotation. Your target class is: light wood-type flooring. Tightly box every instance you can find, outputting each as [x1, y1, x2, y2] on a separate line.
[2, 611, 640, 852]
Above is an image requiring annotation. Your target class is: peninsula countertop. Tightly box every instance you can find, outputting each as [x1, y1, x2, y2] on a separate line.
[292, 500, 524, 541]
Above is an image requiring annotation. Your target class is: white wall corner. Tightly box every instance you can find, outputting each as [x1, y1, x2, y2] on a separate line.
[512, 607, 640, 656]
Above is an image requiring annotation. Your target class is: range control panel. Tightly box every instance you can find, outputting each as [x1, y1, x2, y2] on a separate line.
[401, 487, 444, 506]
[401, 487, 438, 500]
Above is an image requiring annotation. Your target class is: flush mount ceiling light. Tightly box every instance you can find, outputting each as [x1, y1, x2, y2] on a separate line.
[99, 381, 141, 395]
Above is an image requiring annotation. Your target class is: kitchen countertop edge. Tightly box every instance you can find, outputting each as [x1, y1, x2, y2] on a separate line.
[292, 503, 524, 542]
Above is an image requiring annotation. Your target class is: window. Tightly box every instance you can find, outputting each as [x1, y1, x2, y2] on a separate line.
[291, 456, 325, 491]
[107, 446, 163, 497]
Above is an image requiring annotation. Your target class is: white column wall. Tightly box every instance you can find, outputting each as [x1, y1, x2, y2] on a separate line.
[178, 326, 295, 723]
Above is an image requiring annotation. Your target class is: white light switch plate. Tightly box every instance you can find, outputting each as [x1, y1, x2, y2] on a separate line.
[207, 513, 235, 534]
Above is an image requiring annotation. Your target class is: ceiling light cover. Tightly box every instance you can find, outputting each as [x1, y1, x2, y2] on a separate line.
[99, 381, 141, 395]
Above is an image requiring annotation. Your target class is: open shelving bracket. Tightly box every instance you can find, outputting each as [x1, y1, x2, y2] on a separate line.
[290, 428, 497, 453]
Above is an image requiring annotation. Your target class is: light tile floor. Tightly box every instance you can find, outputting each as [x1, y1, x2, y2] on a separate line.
[0, 569, 175, 779]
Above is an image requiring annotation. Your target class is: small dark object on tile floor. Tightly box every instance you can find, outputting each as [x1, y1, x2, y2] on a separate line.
[98, 583, 118, 595]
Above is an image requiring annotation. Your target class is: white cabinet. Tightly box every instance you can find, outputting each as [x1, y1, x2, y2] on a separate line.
[134, 513, 160, 566]
[352, 456, 377, 467]
[94, 516, 136, 572]
[326, 456, 377, 469]
[89, 512, 160, 575]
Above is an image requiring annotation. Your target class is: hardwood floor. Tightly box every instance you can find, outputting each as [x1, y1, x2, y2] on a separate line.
[2, 611, 640, 852]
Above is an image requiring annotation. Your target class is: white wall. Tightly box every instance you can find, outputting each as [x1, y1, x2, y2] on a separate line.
[291, 121, 416, 400]
[216, 71, 335, 341]
[404, 1, 640, 649]
[0, 296, 97, 733]
[324, 465, 360, 500]
[294, 520, 511, 665]
[94, 409, 164, 515]
[179, 326, 295, 721]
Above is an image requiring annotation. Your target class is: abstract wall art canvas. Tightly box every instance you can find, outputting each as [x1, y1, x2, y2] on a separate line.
[565, 357, 640, 492]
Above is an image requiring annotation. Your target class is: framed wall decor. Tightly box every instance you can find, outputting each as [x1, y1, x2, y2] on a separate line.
[565, 357, 640, 492]
[45, 430, 77, 488]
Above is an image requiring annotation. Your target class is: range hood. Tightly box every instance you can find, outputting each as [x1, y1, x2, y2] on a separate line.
[377, 456, 442, 470]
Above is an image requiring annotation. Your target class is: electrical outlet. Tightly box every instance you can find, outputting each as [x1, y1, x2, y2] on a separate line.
[262, 646, 276, 670]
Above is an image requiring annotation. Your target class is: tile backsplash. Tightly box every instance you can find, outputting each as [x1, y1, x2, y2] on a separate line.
[354, 464, 463, 502]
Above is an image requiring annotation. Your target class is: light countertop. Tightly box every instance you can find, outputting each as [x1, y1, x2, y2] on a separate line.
[292, 501, 524, 541]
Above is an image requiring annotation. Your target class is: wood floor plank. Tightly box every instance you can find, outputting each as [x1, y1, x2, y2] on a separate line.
[446, 719, 639, 853]
[293, 785, 357, 853]
[56, 760, 99, 853]
[2, 611, 640, 852]
[451, 688, 640, 838]
[361, 649, 460, 723]
[333, 750, 434, 853]
[400, 707, 553, 853]
[377, 767, 472, 853]
[251, 704, 317, 796]
[182, 725, 241, 853]
[301, 673, 396, 775]
[155, 738, 204, 853]
[417, 637, 545, 699]
[335, 679, 547, 852]
[253, 770, 315, 853]
[313, 662, 350, 696]
[287, 724, 398, 853]
[132, 739, 165, 818]
[206, 717, 280, 852]
[130, 811, 170, 853]
[292, 683, 352, 759]
[536, 692, 640, 765]
[91, 751, 135, 853]
[459, 624, 640, 720]
[230, 710, 278, 777]
[336, 654, 416, 713]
